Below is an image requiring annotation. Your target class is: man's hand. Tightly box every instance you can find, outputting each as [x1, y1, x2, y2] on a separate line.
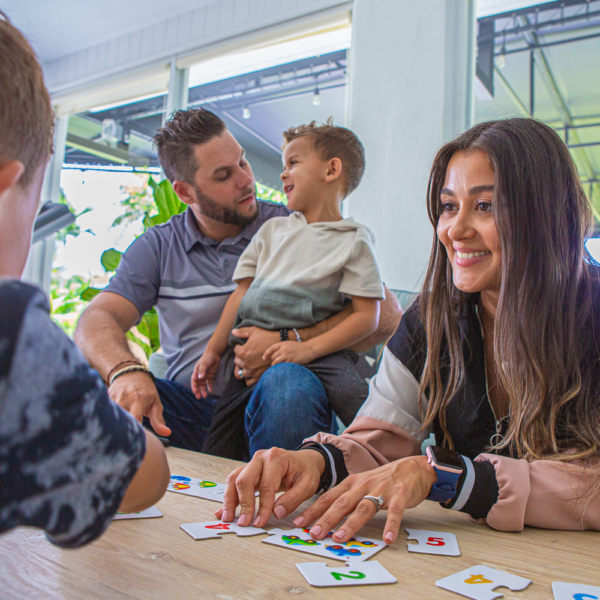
[191, 350, 221, 399]
[109, 371, 171, 437]
[263, 341, 317, 365]
[232, 327, 279, 385]
[214, 448, 326, 528]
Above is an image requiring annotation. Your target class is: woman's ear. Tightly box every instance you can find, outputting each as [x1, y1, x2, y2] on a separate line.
[172, 180, 196, 206]
[0, 160, 25, 196]
[325, 157, 343, 183]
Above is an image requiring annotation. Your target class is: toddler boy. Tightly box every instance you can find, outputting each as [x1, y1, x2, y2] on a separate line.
[194, 121, 384, 459]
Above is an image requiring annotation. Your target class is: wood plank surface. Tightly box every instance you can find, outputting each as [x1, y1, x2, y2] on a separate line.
[1, 447, 599, 599]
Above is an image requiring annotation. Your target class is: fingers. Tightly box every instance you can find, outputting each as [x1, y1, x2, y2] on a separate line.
[217, 465, 244, 522]
[329, 497, 378, 544]
[271, 471, 320, 523]
[148, 399, 172, 437]
[293, 484, 348, 533]
[249, 449, 289, 528]
[233, 453, 269, 527]
[232, 327, 251, 339]
[262, 343, 280, 362]
[382, 498, 407, 544]
[128, 400, 145, 424]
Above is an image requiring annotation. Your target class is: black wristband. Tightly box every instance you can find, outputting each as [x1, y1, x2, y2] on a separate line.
[279, 328, 289, 342]
[441, 458, 499, 519]
[297, 442, 349, 492]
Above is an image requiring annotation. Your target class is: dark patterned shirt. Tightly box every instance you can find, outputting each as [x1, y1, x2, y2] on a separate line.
[0, 280, 146, 548]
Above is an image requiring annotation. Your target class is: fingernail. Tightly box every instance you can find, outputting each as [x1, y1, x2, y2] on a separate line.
[293, 516, 305, 527]
[237, 514, 247, 526]
[334, 529, 346, 541]
[253, 516, 261, 527]
[274, 506, 286, 519]
[222, 510, 229, 522]
[384, 531, 394, 543]
[310, 525, 322, 536]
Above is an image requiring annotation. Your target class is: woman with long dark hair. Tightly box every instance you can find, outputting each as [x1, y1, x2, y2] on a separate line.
[215, 118, 600, 542]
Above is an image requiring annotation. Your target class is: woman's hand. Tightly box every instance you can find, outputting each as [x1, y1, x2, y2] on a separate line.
[293, 455, 437, 545]
[214, 448, 326, 528]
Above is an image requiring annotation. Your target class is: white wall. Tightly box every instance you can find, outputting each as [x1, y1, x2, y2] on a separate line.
[346, 0, 475, 292]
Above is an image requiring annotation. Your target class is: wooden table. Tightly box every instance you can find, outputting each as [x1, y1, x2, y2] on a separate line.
[1, 447, 599, 599]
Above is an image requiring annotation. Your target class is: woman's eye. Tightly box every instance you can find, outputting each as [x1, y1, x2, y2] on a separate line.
[477, 201, 492, 212]
[441, 201, 456, 212]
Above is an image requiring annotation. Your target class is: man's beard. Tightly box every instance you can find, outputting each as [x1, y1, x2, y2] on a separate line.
[193, 184, 258, 227]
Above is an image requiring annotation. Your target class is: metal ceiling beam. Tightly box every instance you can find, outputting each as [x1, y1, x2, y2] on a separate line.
[493, 66, 529, 115]
[518, 14, 600, 220]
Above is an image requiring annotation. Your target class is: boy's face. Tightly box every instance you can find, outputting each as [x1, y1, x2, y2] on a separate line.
[280, 136, 331, 211]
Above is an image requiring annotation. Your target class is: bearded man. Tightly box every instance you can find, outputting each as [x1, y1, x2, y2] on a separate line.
[75, 109, 400, 454]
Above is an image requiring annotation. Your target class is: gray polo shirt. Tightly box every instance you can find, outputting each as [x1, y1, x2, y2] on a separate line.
[104, 200, 290, 395]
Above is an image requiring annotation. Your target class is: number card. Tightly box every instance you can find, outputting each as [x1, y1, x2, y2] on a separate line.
[296, 561, 397, 587]
[436, 565, 531, 600]
[552, 581, 600, 600]
[181, 520, 266, 540]
[263, 528, 385, 563]
[406, 529, 460, 556]
[167, 475, 226, 502]
[113, 506, 163, 520]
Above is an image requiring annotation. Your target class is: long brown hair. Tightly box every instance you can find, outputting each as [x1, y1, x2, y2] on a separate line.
[419, 118, 600, 462]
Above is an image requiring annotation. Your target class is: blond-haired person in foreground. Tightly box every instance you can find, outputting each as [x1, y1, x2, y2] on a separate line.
[0, 12, 169, 547]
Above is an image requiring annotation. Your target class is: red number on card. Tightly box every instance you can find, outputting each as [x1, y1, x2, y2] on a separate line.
[426, 537, 446, 546]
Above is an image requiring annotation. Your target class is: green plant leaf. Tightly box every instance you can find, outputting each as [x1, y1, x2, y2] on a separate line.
[143, 213, 155, 229]
[81, 287, 102, 301]
[53, 301, 81, 315]
[126, 330, 151, 358]
[100, 248, 123, 272]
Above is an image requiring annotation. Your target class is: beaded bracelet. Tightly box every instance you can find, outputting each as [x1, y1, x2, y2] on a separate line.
[106, 359, 142, 386]
[109, 365, 155, 387]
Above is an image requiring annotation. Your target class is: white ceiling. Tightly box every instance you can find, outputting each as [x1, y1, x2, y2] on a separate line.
[0, 0, 216, 62]
[2, 0, 550, 64]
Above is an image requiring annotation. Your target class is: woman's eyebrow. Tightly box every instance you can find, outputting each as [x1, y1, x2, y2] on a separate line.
[440, 187, 454, 196]
[469, 185, 494, 195]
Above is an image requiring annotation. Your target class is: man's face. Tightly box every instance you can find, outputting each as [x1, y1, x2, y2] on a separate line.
[189, 130, 258, 227]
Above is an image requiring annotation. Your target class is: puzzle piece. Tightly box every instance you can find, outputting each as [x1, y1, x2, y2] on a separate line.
[167, 475, 226, 502]
[180, 520, 266, 540]
[113, 506, 163, 520]
[263, 528, 385, 563]
[296, 561, 397, 587]
[406, 529, 460, 556]
[436, 565, 531, 600]
[552, 581, 600, 600]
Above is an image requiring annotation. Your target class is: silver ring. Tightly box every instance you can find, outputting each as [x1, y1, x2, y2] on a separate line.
[362, 494, 385, 513]
[237, 368, 243, 378]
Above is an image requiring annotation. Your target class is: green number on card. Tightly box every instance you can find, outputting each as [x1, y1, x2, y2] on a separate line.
[331, 571, 366, 581]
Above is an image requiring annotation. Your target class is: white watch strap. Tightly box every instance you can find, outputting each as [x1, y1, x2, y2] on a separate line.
[450, 455, 475, 511]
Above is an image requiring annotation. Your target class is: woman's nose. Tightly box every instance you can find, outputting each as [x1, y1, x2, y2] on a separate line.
[448, 207, 475, 240]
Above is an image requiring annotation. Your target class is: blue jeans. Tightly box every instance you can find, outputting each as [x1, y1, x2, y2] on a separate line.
[153, 364, 331, 454]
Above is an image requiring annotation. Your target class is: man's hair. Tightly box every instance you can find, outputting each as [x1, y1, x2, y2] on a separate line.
[282, 119, 365, 196]
[0, 11, 54, 187]
[153, 108, 226, 183]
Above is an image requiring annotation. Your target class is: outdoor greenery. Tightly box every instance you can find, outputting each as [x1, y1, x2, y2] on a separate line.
[50, 175, 285, 356]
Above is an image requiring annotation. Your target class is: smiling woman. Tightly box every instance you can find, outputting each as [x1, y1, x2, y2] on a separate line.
[217, 118, 600, 544]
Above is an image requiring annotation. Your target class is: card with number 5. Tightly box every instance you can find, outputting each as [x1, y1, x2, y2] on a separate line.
[296, 561, 397, 587]
[406, 529, 460, 556]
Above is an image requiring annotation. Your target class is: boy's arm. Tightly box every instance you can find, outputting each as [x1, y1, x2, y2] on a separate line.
[205, 278, 253, 355]
[263, 296, 380, 365]
[191, 278, 252, 397]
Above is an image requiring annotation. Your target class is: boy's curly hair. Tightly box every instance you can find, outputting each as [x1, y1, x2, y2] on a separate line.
[282, 119, 365, 196]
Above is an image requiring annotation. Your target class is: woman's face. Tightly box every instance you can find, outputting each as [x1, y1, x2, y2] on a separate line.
[436, 149, 501, 296]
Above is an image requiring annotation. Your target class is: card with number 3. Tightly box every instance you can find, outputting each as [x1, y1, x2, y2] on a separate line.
[406, 529, 460, 556]
[296, 561, 397, 587]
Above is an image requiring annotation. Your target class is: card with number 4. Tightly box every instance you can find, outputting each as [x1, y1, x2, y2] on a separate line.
[181, 520, 266, 540]
[436, 565, 532, 600]
[296, 561, 397, 587]
[406, 529, 460, 556]
[552, 581, 600, 600]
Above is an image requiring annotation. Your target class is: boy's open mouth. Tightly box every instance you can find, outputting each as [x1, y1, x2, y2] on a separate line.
[284, 185, 294, 194]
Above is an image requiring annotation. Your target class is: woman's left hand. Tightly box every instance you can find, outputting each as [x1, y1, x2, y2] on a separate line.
[291, 455, 438, 545]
